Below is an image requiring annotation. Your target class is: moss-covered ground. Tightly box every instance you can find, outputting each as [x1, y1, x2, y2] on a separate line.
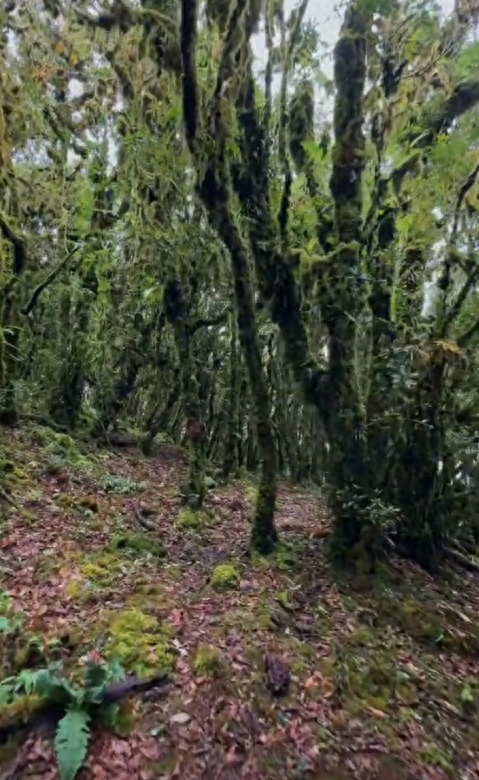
[1, 425, 479, 779]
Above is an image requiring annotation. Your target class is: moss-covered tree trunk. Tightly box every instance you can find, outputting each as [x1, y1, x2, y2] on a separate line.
[323, 2, 374, 557]
[179, 0, 278, 553]
[223, 314, 240, 478]
[205, 196, 277, 553]
[164, 278, 206, 508]
[49, 287, 89, 430]
[142, 369, 180, 456]
[0, 99, 27, 426]
[392, 358, 448, 570]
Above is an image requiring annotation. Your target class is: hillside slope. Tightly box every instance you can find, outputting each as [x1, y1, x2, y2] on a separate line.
[1, 426, 479, 780]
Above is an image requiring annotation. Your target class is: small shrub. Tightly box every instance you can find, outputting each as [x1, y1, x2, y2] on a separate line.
[0, 655, 126, 780]
[102, 475, 145, 494]
[211, 563, 240, 591]
[45, 455, 69, 476]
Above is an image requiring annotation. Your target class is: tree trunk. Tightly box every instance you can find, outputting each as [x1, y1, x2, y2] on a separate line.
[142, 371, 180, 456]
[223, 316, 240, 478]
[164, 278, 206, 508]
[206, 197, 278, 554]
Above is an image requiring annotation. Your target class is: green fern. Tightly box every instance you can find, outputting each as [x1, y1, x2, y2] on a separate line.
[54, 706, 91, 780]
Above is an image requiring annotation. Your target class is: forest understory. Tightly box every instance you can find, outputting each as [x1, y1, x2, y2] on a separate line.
[1, 427, 479, 780]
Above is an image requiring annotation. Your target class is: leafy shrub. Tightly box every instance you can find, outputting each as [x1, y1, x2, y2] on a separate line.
[0, 654, 125, 780]
[101, 475, 145, 494]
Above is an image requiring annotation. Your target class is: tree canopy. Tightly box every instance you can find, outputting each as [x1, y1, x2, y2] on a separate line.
[2, 0, 479, 563]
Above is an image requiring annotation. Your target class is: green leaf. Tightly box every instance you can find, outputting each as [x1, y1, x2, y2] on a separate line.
[0, 681, 14, 705]
[54, 707, 91, 780]
[82, 661, 109, 705]
[32, 668, 79, 705]
[302, 140, 323, 163]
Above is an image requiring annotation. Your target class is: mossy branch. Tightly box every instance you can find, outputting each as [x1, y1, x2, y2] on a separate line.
[457, 314, 479, 347]
[213, 0, 249, 111]
[233, 56, 327, 411]
[0, 211, 27, 278]
[21, 245, 81, 317]
[278, 1, 309, 244]
[190, 307, 231, 336]
[407, 80, 479, 148]
[329, 2, 367, 248]
[439, 262, 479, 338]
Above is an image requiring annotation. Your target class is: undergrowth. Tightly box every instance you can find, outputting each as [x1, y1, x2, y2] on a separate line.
[0, 654, 125, 780]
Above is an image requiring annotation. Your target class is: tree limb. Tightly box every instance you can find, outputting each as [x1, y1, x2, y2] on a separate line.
[21, 245, 81, 317]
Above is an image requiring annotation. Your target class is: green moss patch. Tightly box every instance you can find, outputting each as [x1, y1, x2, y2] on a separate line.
[108, 532, 165, 559]
[211, 563, 240, 591]
[80, 551, 130, 588]
[101, 608, 176, 676]
[0, 459, 29, 485]
[102, 475, 146, 494]
[373, 592, 479, 655]
[175, 507, 206, 530]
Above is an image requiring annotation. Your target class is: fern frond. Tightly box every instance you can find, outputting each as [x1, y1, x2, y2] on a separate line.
[54, 706, 91, 780]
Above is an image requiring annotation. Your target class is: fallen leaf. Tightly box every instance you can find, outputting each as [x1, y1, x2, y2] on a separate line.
[170, 712, 191, 725]
[366, 706, 388, 719]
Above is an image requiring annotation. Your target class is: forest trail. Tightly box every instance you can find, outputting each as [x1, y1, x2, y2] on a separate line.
[1, 427, 479, 780]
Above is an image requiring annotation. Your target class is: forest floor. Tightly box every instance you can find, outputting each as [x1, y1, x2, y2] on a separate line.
[1, 426, 479, 780]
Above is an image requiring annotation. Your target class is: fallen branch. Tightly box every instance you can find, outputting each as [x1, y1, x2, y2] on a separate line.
[132, 502, 156, 532]
[444, 546, 479, 573]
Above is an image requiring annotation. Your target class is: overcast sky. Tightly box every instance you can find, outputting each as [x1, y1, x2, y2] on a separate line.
[253, 0, 456, 75]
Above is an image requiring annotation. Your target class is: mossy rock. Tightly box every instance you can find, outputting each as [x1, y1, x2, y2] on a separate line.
[211, 563, 240, 591]
[108, 532, 165, 559]
[32, 427, 79, 457]
[175, 508, 205, 530]
[102, 608, 176, 676]
[193, 645, 227, 677]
